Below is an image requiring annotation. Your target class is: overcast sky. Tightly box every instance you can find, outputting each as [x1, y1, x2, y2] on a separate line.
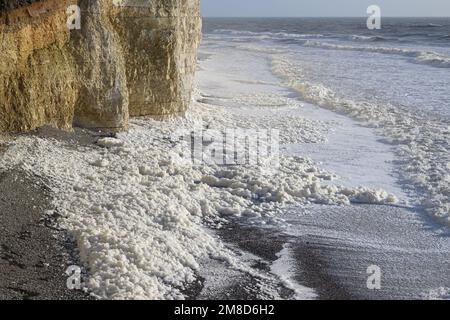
[201, 0, 450, 17]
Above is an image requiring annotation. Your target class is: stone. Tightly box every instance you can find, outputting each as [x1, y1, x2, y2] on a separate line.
[0, 0, 78, 132]
[0, 0, 202, 133]
[70, 0, 129, 130]
[111, 0, 202, 117]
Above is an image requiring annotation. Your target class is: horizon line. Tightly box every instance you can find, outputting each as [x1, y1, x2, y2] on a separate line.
[202, 16, 450, 19]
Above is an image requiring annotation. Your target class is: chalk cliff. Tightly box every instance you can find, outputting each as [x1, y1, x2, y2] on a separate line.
[0, 0, 201, 132]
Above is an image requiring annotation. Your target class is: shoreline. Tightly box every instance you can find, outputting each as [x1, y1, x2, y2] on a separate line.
[1, 93, 449, 300]
[195, 41, 450, 300]
[0, 23, 448, 299]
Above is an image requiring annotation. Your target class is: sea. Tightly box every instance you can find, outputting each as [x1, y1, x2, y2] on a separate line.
[202, 17, 450, 120]
[196, 18, 450, 299]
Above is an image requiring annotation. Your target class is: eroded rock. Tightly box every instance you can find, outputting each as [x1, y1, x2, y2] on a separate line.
[0, 0, 78, 132]
[111, 0, 202, 117]
[0, 0, 201, 132]
[70, 0, 129, 130]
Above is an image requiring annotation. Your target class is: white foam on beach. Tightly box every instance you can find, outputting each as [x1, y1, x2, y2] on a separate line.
[422, 287, 450, 300]
[0, 89, 399, 299]
[423, 287, 450, 300]
[272, 55, 450, 225]
[5, 29, 436, 299]
[270, 243, 317, 300]
[196, 247, 313, 300]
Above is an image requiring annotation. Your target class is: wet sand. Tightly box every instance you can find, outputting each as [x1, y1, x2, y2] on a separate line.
[0, 129, 94, 300]
[2, 127, 449, 300]
[0, 169, 91, 300]
[287, 204, 450, 300]
[210, 204, 450, 300]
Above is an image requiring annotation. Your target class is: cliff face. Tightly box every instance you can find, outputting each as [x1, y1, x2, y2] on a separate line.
[70, 0, 130, 129]
[0, 0, 201, 132]
[0, 0, 77, 132]
[111, 0, 202, 117]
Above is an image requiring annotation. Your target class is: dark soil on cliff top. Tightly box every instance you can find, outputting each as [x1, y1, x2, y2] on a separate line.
[0, 0, 42, 12]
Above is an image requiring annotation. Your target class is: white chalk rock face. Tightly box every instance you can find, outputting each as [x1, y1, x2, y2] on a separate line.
[0, 0, 202, 132]
[110, 0, 202, 117]
[0, 0, 77, 132]
[71, 0, 130, 130]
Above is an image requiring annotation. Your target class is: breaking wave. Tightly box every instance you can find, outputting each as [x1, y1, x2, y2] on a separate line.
[212, 29, 325, 39]
[410, 23, 444, 28]
[303, 40, 450, 68]
[350, 35, 389, 42]
[271, 55, 450, 225]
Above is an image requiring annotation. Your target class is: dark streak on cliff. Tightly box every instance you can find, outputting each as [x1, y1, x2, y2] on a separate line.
[0, 0, 45, 12]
